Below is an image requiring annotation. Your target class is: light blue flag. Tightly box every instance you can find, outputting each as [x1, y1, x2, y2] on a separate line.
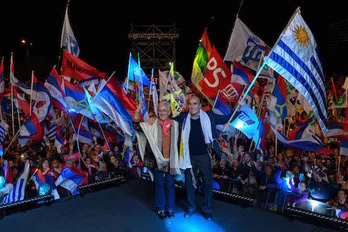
[137, 56, 149, 121]
[264, 8, 327, 132]
[127, 53, 150, 86]
[230, 104, 258, 139]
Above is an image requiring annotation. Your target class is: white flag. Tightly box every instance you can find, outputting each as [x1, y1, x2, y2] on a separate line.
[224, 18, 268, 71]
[264, 8, 327, 132]
[61, 7, 80, 57]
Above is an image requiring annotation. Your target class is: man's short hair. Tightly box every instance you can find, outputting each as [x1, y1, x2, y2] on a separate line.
[188, 93, 201, 104]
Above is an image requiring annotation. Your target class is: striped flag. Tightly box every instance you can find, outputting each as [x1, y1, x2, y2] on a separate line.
[336, 209, 348, 220]
[212, 90, 231, 115]
[55, 124, 66, 153]
[13, 87, 30, 116]
[47, 108, 57, 141]
[44, 67, 67, 113]
[2, 161, 30, 204]
[340, 137, 348, 155]
[264, 8, 327, 132]
[31, 169, 60, 200]
[0, 119, 9, 143]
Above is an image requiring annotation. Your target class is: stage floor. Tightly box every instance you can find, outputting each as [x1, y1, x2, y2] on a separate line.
[0, 178, 337, 232]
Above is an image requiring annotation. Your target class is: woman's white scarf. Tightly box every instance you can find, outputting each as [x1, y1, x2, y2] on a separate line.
[136, 119, 181, 175]
[180, 109, 213, 169]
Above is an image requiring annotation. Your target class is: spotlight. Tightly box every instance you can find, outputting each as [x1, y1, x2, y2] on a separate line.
[309, 199, 319, 211]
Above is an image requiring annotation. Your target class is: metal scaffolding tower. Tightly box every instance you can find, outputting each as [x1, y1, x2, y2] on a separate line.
[128, 24, 179, 78]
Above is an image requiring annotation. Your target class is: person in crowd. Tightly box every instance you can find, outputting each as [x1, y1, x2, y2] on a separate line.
[288, 175, 309, 207]
[113, 144, 121, 156]
[131, 153, 144, 178]
[291, 164, 304, 188]
[94, 144, 104, 160]
[81, 143, 92, 161]
[289, 153, 301, 171]
[213, 156, 231, 192]
[241, 168, 258, 198]
[254, 165, 277, 208]
[232, 141, 244, 164]
[134, 101, 180, 220]
[92, 152, 104, 173]
[235, 153, 254, 194]
[174, 94, 231, 221]
[326, 189, 348, 210]
[107, 154, 119, 171]
[82, 157, 98, 182]
[39, 158, 56, 180]
[51, 157, 62, 178]
[301, 153, 312, 176]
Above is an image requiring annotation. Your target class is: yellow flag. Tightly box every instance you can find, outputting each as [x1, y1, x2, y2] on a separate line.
[170, 93, 182, 117]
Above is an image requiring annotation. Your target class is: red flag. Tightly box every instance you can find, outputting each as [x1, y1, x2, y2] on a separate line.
[61, 50, 106, 80]
[199, 46, 242, 101]
[13, 87, 31, 116]
[201, 29, 212, 57]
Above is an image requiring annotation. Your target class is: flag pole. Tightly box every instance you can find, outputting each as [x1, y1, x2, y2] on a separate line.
[75, 115, 89, 168]
[105, 71, 116, 85]
[212, 90, 221, 110]
[125, 53, 132, 94]
[235, 0, 245, 23]
[10, 52, 15, 136]
[28, 168, 39, 183]
[4, 129, 21, 154]
[17, 102, 21, 129]
[248, 65, 271, 154]
[147, 68, 154, 110]
[226, 0, 245, 72]
[30, 70, 34, 115]
[338, 155, 341, 175]
[95, 71, 115, 93]
[96, 122, 110, 151]
[275, 134, 278, 157]
[57, 0, 71, 70]
[267, 7, 301, 57]
[220, 62, 266, 136]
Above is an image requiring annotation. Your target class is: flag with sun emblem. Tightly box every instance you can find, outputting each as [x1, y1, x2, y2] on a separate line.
[264, 7, 327, 132]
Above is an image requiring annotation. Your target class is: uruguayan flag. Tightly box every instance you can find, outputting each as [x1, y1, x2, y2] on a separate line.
[264, 8, 327, 132]
[0, 120, 9, 143]
[61, 6, 80, 57]
[2, 161, 30, 204]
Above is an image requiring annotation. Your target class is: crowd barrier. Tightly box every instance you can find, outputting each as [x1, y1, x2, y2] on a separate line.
[0, 175, 347, 231]
[211, 178, 348, 231]
[0, 174, 126, 218]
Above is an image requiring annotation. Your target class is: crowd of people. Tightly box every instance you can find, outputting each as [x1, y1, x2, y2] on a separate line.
[212, 119, 348, 217]
[0, 93, 347, 222]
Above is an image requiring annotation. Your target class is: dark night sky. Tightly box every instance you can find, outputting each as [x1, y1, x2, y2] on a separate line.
[0, 0, 347, 82]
